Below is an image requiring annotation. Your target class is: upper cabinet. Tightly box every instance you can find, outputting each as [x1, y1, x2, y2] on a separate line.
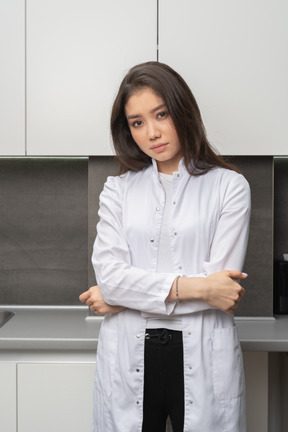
[26, 0, 157, 156]
[159, 0, 288, 155]
[0, 0, 25, 156]
[2, 1, 286, 156]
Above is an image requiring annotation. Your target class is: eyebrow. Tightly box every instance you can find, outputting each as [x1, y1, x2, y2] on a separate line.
[126, 103, 167, 120]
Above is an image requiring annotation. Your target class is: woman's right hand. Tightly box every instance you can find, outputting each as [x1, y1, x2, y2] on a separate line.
[79, 285, 126, 315]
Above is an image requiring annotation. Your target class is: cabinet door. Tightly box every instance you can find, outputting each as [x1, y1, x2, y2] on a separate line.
[159, 0, 288, 155]
[0, 363, 17, 432]
[0, 0, 25, 156]
[18, 363, 95, 432]
[27, 0, 157, 156]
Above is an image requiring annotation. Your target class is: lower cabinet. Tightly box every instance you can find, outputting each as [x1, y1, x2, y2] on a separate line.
[0, 363, 17, 432]
[0, 353, 285, 432]
[17, 363, 95, 432]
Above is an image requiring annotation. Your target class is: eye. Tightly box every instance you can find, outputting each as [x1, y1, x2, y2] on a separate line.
[157, 111, 168, 119]
[131, 120, 142, 128]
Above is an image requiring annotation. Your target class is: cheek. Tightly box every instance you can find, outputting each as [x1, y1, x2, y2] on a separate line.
[130, 130, 144, 148]
[171, 125, 181, 145]
[165, 120, 178, 137]
[168, 125, 180, 145]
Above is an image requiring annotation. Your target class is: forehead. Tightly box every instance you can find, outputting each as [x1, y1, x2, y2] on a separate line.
[125, 87, 164, 115]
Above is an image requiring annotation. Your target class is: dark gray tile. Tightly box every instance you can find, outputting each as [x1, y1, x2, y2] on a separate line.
[230, 157, 274, 316]
[0, 158, 88, 305]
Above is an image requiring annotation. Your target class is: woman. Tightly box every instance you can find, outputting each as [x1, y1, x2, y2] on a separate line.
[80, 61, 251, 432]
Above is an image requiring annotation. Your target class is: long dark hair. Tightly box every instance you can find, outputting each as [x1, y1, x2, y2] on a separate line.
[111, 61, 238, 175]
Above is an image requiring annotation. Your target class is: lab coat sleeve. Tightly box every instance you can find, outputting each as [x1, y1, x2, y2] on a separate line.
[169, 171, 251, 316]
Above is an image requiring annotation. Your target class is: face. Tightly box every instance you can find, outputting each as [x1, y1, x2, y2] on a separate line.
[125, 87, 182, 174]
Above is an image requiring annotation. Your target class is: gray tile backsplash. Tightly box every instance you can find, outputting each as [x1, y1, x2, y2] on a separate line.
[0, 158, 88, 305]
[230, 157, 273, 317]
[0, 155, 282, 316]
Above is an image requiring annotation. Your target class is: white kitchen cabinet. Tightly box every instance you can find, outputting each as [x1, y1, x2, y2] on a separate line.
[26, 0, 157, 156]
[0, 0, 25, 156]
[15, 354, 270, 432]
[0, 363, 17, 432]
[159, 0, 288, 155]
[17, 362, 95, 432]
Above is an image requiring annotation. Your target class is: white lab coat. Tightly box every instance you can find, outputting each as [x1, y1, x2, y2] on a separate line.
[92, 159, 251, 432]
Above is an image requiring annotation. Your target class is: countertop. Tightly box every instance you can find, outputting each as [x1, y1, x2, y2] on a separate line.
[0, 306, 102, 352]
[1, 305, 288, 355]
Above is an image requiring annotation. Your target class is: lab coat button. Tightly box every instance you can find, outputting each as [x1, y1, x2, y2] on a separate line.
[178, 266, 182, 270]
[136, 401, 140, 405]
[188, 331, 191, 335]
[189, 365, 193, 370]
[150, 238, 154, 242]
[174, 232, 177, 236]
[136, 368, 140, 372]
[156, 207, 160, 211]
[190, 400, 193, 404]
[173, 201, 176, 205]
[136, 334, 140, 338]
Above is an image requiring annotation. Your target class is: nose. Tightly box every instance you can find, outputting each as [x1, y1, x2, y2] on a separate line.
[147, 121, 161, 141]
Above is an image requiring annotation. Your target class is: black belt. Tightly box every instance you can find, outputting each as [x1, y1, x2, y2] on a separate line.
[145, 328, 182, 345]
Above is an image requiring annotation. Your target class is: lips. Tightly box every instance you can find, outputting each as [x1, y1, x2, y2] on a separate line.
[150, 143, 168, 153]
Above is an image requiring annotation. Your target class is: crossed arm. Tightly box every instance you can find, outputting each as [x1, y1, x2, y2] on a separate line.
[79, 270, 247, 316]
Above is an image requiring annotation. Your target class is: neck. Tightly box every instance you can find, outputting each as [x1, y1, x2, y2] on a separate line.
[156, 158, 181, 174]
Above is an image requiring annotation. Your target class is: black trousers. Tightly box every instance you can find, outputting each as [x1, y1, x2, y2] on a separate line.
[142, 328, 185, 432]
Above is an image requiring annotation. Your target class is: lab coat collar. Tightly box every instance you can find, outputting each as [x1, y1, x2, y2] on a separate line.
[151, 157, 188, 177]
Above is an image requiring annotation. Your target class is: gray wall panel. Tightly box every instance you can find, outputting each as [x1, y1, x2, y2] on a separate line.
[230, 157, 273, 317]
[0, 158, 88, 305]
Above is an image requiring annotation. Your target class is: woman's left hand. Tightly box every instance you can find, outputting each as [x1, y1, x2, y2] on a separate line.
[79, 285, 125, 315]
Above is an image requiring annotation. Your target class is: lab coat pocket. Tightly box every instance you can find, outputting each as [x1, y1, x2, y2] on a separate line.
[211, 326, 244, 401]
[95, 318, 118, 398]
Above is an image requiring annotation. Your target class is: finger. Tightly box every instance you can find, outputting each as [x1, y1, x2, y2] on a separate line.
[86, 298, 95, 307]
[235, 288, 245, 302]
[79, 290, 90, 302]
[226, 308, 234, 315]
[226, 270, 248, 280]
[90, 304, 101, 315]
